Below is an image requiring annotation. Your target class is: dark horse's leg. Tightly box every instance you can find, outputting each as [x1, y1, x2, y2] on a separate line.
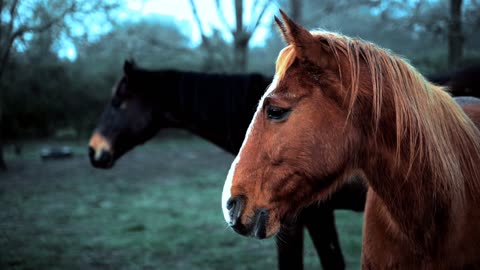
[303, 207, 345, 270]
[300, 177, 368, 270]
[276, 224, 304, 270]
[275, 208, 344, 270]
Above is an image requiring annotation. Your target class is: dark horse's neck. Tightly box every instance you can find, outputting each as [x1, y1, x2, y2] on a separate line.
[148, 69, 270, 154]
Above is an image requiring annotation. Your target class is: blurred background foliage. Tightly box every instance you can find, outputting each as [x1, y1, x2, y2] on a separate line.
[1, 0, 480, 164]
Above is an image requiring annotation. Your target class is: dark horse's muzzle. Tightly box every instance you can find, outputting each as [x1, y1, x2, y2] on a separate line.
[227, 196, 269, 239]
[88, 132, 115, 169]
[88, 146, 114, 169]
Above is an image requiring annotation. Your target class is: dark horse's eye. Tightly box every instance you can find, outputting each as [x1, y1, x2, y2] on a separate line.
[111, 96, 122, 108]
[266, 105, 291, 121]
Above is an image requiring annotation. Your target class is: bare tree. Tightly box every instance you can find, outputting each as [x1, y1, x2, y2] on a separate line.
[302, 0, 380, 26]
[449, 0, 464, 68]
[0, 0, 120, 170]
[230, 0, 273, 72]
[188, 0, 273, 73]
[375, 0, 466, 69]
[0, 0, 77, 170]
[189, 0, 230, 71]
[0, 113, 4, 170]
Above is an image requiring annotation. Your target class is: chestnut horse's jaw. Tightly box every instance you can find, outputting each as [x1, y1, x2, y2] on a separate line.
[222, 76, 280, 229]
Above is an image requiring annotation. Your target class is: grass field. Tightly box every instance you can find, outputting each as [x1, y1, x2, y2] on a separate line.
[0, 131, 363, 269]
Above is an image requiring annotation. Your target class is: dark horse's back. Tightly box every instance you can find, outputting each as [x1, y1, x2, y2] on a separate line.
[428, 65, 480, 98]
[176, 71, 271, 154]
[449, 65, 480, 97]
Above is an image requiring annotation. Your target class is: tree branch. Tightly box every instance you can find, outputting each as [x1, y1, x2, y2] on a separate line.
[0, 1, 76, 79]
[235, 0, 243, 33]
[303, 0, 380, 25]
[6, 0, 20, 39]
[0, 35, 15, 79]
[248, 0, 272, 35]
[215, 0, 233, 32]
[0, 0, 4, 42]
[14, 2, 76, 37]
[188, 0, 210, 46]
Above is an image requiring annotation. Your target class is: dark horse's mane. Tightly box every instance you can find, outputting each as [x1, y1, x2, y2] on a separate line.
[126, 66, 272, 154]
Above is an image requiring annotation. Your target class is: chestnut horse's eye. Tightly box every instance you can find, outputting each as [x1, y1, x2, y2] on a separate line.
[266, 105, 291, 122]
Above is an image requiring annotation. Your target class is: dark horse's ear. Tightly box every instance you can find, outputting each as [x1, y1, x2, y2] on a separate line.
[123, 59, 136, 75]
[276, 9, 331, 69]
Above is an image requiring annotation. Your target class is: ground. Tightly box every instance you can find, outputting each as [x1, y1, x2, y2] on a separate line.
[0, 130, 363, 269]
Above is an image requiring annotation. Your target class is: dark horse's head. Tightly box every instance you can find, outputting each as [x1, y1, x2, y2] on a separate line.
[88, 60, 174, 168]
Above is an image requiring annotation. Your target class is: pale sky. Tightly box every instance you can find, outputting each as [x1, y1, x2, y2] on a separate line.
[124, 0, 278, 44]
[59, 0, 280, 60]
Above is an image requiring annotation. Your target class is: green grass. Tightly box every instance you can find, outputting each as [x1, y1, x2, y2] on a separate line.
[0, 133, 363, 269]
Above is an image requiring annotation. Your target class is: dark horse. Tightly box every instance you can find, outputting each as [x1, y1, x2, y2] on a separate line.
[88, 60, 367, 270]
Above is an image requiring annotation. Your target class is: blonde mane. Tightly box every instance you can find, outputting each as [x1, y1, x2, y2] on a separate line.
[275, 30, 480, 198]
[275, 46, 296, 81]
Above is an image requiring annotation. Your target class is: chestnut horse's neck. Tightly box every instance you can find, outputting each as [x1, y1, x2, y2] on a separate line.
[307, 36, 480, 248]
[145, 70, 269, 154]
[358, 83, 480, 252]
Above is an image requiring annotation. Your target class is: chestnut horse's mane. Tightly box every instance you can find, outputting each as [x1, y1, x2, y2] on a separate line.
[276, 30, 480, 200]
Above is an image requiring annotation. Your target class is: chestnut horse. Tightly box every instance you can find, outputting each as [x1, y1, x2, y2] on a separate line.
[88, 61, 367, 270]
[223, 11, 480, 269]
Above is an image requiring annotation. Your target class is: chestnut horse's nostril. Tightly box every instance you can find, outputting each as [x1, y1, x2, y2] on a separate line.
[253, 208, 269, 239]
[227, 196, 245, 227]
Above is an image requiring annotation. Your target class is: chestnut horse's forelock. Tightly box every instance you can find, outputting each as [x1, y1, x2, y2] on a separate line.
[275, 30, 480, 201]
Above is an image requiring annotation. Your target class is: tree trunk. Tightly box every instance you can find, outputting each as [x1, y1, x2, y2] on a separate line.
[0, 105, 6, 171]
[449, 0, 463, 69]
[233, 0, 248, 73]
[0, 143, 5, 171]
[233, 38, 248, 73]
[290, 0, 302, 23]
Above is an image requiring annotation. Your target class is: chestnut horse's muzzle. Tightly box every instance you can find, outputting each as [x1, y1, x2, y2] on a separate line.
[227, 196, 269, 239]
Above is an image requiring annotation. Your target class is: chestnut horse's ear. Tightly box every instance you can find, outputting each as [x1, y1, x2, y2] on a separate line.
[277, 10, 331, 69]
[278, 9, 314, 46]
[274, 15, 290, 44]
[123, 59, 136, 75]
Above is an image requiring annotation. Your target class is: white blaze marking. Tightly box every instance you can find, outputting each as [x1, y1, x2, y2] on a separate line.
[222, 75, 279, 224]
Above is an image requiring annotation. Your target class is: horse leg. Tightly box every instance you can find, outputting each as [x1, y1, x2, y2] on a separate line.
[304, 206, 346, 270]
[276, 223, 304, 270]
[276, 177, 366, 270]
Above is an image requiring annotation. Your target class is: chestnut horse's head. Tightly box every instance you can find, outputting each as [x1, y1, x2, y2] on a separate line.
[222, 11, 368, 238]
[88, 60, 173, 168]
